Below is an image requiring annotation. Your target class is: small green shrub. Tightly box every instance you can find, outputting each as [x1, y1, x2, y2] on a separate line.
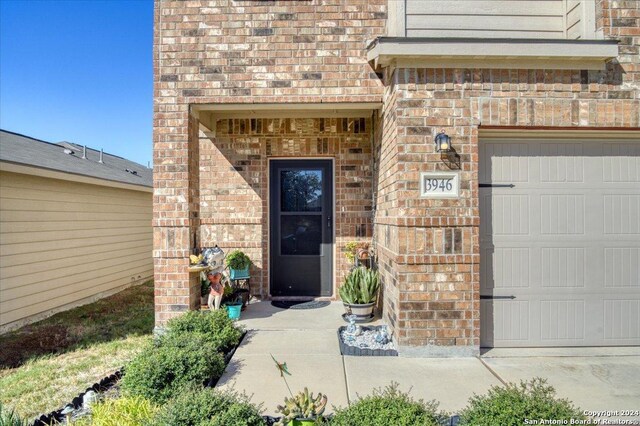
[0, 402, 27, 426]
[87, 396, 158, 426]
[331, 383, 445, 426]
[120, 333, 225, 403]
[153, 386, 265, 426]
[225, 250, 251, 270]
[275, 387, 327, 425]
[166, 309, 243, 352]
[458, 378, 585, 426]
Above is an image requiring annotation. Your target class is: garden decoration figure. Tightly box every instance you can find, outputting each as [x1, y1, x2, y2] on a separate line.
[271, 354, 293, 396]
[202, 245, 225, 269]
[374, 325, 390, 345]
[344, 314, 361, 343]
[207, 268, 224, 311]
[346, 314, 361, 335]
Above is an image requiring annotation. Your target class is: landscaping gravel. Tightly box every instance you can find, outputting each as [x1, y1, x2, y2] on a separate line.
[340, 327, 396, 351]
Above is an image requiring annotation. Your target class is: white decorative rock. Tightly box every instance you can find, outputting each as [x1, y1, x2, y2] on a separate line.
[82, 390, 98, 407]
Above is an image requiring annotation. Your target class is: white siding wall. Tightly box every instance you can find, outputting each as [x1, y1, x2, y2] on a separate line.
[0, 171, 153, 331]
[566, 0, 597, 39]
[394, 0, 598, 39]
[405, 0, 565, 39]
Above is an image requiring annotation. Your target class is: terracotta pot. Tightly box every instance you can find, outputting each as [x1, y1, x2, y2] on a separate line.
[356, 248, 370, 260]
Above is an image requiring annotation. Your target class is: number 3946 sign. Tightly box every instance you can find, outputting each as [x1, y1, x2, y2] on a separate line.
[420, 172, 460, 198]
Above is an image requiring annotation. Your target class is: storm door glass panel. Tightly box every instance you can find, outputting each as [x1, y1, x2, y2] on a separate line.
[280, 170, 323, 212]
[280, 169, 323, 256]
[280, 215, 322, 255]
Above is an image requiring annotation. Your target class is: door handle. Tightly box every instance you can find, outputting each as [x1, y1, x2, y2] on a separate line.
[327, 216, 332, 228]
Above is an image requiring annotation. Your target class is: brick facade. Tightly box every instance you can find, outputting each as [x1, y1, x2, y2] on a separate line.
[154, 0, 639, 353]
[377, 0, 639, 352]
[153, 0, 386, 325]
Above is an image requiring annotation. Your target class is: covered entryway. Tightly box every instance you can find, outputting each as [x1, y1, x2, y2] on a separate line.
[189, 102, 378, 303]
[480, 132, 640, 347]
[269, 159, 334, 297]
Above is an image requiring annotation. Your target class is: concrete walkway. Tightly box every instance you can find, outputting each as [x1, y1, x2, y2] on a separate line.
[216, 302, 640, 417]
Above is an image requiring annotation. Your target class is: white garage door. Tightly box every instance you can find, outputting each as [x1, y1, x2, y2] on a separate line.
[480, 137, 640, 347]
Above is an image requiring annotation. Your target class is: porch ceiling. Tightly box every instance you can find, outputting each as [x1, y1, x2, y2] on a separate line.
[193, 102, 382, 131]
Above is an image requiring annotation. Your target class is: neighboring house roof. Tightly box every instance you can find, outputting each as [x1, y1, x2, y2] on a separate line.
[0, 129, 152, 188]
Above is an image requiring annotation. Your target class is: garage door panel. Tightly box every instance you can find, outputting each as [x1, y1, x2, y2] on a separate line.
[540, 194, 585, 235]
[481, 137, 640, 348]
[481, 247, 530, 291]
[480, 142, 530, 183]
[483, 299, 531, 345]
[604, 299, 640, 341]
[604, 248, 640, 288]
[539, 143, 584, 183]
[540, 300, 585, 342]
[603, 194, 640, 234]
[603, 143, 640, 182]
[541, 247, 586, 288]
[491, 194, 530, 235]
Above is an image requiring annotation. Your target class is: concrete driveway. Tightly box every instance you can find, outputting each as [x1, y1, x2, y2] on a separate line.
[216, 302, 640, 418]
[482, 347, 640, 420]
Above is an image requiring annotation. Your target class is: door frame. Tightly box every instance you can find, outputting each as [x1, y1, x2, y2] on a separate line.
[267, 157, 336, 300]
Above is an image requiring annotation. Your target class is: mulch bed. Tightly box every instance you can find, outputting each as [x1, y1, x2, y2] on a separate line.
[0, 325, 71, 369]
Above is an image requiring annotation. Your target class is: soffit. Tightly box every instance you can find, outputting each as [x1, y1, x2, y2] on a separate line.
[367, 37, 619, 71]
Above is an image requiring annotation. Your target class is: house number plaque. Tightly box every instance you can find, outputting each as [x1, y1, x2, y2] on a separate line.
[420, 172, 460, 198]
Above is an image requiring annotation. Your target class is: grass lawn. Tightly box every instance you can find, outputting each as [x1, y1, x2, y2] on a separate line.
[0, 281, 154, 421]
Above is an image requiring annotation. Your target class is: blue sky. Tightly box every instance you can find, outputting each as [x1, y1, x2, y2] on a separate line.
[0, 0, 154, 167]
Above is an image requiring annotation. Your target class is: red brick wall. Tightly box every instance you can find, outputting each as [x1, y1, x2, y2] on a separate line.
[382, 0, 639, 349]
[373, 73, 401, 337]
[153, 0, 386, 325]
[154, 0, 386, 102]
[367, 0, 639, 352]
[154, 0, 639, 346]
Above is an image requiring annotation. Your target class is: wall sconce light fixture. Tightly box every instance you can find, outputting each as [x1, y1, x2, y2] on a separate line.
[435, 130, 452, 153]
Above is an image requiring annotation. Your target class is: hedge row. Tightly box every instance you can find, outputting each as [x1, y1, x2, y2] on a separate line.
[120, 309, 243, 404]
[21, 308, 584, 425]
[74, 378, 584, 426]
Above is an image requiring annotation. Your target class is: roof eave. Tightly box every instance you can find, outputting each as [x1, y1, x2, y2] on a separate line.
[367, 37, 619, 71]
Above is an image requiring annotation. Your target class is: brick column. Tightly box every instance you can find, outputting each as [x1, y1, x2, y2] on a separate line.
[377, 68, 480, 356]
[153, 108, 201, 327]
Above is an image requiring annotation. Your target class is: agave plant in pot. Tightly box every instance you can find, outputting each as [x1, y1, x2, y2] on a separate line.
[339, 267, 380, 321]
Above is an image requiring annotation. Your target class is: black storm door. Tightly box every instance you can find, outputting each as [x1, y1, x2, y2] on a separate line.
[270, 160, 333, 297]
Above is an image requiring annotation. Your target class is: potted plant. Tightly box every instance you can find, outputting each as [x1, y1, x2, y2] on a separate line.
[276, 388, 327, 426]
[224, 294, 243, 320]
[271, 355, 327, 426]
[344, 241, 370, 268]
[225, 250, 251, 280]
[200, 277, 210, 306]
[339, 267, 380, 321]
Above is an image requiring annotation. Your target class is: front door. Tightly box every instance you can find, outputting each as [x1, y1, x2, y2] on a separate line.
[270, 160, 333, 297]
